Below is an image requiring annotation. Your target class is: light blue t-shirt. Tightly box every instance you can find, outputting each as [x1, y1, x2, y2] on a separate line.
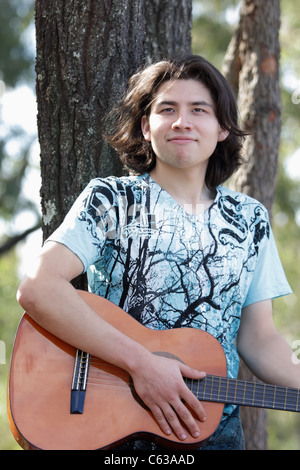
[48, 173, 291, 413]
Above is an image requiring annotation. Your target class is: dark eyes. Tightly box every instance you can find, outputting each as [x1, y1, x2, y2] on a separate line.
[193, 108, 206, 113]
[161, 107, 175, 113]
[160, 107, 207, 114]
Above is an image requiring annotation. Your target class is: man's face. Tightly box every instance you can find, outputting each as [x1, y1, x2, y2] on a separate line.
[141, 79, 228, 174]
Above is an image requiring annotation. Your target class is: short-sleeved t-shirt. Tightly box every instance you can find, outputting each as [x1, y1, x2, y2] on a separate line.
[48, 173, 291, 414]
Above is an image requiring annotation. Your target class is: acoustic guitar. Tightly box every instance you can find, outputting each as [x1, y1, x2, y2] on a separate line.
[7, 290, 300, 450]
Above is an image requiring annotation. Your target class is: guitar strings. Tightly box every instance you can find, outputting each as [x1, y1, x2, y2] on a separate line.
[75, 357, 300, 411]
[188, 376, 300, 410]
[86, 359, 132, 390]
[89, 355, 298, 403]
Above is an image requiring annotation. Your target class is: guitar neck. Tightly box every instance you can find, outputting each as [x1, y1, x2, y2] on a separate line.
[186, 375, 300, 412]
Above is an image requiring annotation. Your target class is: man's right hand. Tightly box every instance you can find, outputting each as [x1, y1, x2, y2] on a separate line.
[129, 351, 207, 441]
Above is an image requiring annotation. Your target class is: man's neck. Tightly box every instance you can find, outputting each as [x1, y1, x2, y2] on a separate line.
[149, 165, 215, 215]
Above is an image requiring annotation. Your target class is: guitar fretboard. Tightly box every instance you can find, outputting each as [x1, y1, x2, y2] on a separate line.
[185, 375, 300, 412]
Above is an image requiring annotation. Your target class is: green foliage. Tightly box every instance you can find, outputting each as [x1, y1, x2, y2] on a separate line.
[192, 14, 234, 68]
[280, 0, 300, 79]
[0, 132, 37, 221]
[0, 251, 23, 450]
[0, 0, 34, 86]
[272, 0, 300, 366]
[0, 0, 36, 228]
[192, 0, 240, 67]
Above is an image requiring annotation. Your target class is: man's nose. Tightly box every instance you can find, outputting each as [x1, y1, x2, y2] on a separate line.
[171, 113, 192, 130]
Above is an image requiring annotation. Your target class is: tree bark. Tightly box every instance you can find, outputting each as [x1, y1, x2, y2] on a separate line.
[224, 0, 281, 214]
[223, 0, 282, 450]
[143, 0, 192, 60]
[35, 0, 192, 241]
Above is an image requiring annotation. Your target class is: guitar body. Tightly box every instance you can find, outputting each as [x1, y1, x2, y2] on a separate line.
[8, 290, 226, 450]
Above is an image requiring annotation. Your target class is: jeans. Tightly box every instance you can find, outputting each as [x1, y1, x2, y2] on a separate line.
[115, 407, 245, 451]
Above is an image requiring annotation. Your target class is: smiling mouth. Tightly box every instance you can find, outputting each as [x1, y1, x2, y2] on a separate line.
[168, 137, 196, 143]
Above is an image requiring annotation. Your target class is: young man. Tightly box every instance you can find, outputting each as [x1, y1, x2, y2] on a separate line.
[17, 56, 297, 450]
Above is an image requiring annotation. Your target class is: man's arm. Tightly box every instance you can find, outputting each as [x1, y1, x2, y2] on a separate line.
[17, 241, 207, 441]
[237, 299, 300, 389]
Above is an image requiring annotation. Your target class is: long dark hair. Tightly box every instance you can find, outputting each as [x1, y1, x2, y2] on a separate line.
[106, 55, 246, 189]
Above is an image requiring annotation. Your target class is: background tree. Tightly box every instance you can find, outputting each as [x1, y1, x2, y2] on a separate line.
[223, 0, 281, 213]
[222, 0, 281, 450]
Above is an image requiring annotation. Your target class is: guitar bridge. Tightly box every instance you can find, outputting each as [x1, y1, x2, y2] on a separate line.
[70, 349, 90, 414]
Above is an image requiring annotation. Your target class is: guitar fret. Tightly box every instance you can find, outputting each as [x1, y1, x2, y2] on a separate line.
[203, 375, 206, 399]
[218, 377, 222, 397]
[242, 380, 246, 404]
[285, 388, 300, 412]
[186, 375, 300, 413]
[234, 378, 238, 404]
[252, 382, 256, 407]
[196, 377, 200, 399]
[272, 384, 276, 408]
[188, 375, 300, 420]
[262, 384, 266, 407]
[244, 381, 253, 407]
[283, 387, 287, 410]
[226, 377, 229, 403]
[209, 376, 213, 401]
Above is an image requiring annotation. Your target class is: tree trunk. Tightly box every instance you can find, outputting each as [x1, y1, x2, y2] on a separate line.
[35, 0, 192, 242]
[144, 0, 192, 60]
[223, 0, 282, 450]
[223, 0, 281, 214]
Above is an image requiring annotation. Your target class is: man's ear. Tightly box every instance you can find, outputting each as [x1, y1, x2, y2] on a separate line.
[218, 127, 229, 142]
[141, 115, 151, 142]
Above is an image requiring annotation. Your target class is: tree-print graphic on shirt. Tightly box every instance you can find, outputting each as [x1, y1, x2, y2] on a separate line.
[79, 177, 270, 339]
